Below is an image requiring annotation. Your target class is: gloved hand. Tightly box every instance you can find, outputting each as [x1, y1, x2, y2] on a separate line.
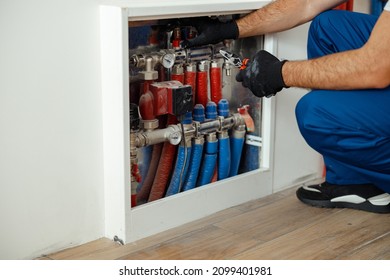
[181, 17, 239, 48]
[236, 50, 288, 98]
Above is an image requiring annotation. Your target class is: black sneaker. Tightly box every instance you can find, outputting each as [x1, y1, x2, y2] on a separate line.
[296, 182, 390, 213]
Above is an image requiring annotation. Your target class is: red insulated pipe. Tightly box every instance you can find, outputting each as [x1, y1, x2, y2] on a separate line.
[137, 80, 159, 205]
[210, 61, 221, 182]
[171, 73, 184, 83]
[172, 27, 182, 49]
[136, 142, 163, 204]
[185, 67, 197, 90]
[148, 141, 177, 201]
[136, 114, 167, 204]
[334, 0, 353, 11]
[196, 70, 208, 107]
[346, 0, 353, 11]
[131, 163, 141, 208]
[210, 62, 222, 104]
[147, 68, 185, 202]
[211, 164, 218, 183]
[148, 115, 178, 202]
[172, 64, 185, 84]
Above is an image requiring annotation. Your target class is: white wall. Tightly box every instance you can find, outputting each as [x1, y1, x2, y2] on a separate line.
[354, 0, 370, 13]
[273, 23, 323, 192]
[0, 0, 104, 259]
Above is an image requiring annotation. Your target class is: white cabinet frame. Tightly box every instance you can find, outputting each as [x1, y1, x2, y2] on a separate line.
[100, 1, 276, 243]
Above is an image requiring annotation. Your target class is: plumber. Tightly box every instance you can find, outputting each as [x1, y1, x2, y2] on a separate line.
[183, 0, 390, 213]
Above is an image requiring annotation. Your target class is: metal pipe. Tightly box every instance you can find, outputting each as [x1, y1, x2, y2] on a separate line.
[129, 43, 225, 69]
[135, 113, 244, 148]
[135, 125, 181, 147]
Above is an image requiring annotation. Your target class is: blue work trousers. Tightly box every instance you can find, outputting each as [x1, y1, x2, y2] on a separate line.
[295, 10, 390, 193]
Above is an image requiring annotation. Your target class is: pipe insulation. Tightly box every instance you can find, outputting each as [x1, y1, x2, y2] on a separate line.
[137, 82, 158, 194]
[160, 66, 187, 198]
[197, 134, 218, 187]
[165, 112, 193, 196]
[131, 163, 141, 207]
[129, 104, 141, 207]
[210, 61, 222, 104]
[172, 27, 181, 49]
[205, 101, 217, 120]
[180, 103, 205, 191]
[130, 106, 140, 191]
[218, 133, 230, 180]
[197, 101, 218, 186]
[206, 101, 218, 182]
[136, 142, 163, 204]
[171, 64, 185, 83]
[193, 104, 205, 122]
[137, 114, 166, 203]
[217, 99, 231, 180]
[244, 136, 260, 172]
[182, 137, 204, 191]
[148, 115, 178, 202]
[165, 144, 192, 196]
[196, 63, 208, 107]
[217, 99, 229, 118]
[136, 146, 152, 192]
[229, 125, 246, 177]
[148, 143, 177, 201]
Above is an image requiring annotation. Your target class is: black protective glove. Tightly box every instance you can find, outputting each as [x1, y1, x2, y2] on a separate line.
[181, 17, 239, 48]
[236, 50, 288, 98]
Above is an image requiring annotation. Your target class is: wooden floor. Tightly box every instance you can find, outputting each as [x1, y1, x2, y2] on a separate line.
[42, 185, 390, 260]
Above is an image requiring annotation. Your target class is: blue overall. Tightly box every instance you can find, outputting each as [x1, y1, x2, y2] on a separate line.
[295, 10, 390, 193]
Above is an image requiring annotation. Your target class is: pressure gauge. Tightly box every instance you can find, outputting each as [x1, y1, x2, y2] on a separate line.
[162, 53, 175, 68]
[169, 131, 182, 145]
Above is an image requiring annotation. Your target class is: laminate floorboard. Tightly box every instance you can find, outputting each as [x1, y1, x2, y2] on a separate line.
[45, 186, 390, 260]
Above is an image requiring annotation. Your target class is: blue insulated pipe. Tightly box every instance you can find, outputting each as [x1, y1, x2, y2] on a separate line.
[243, 134, 260, 172]
[197, 101, 218, 186]
[217, 99, 230, 180]
[217, 99, 229, 118]
[229, 125, 246, 177]
[193, 104, 205, 122]
[165, 112, 193, 196]
[218, 134, 230, 180]
[182, 137, 204, 191]
[165, 144, 192, 196]
[205, 101, 217, 120]
[136, 145, 152, 192]
[197, 134, 218, 187]
[179, 104, 206, 191]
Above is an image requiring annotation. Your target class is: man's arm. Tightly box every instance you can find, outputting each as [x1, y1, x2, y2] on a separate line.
[182, 0, 346, 48]
[237, 0, 346, 37]
[282, 10, 390, 90]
